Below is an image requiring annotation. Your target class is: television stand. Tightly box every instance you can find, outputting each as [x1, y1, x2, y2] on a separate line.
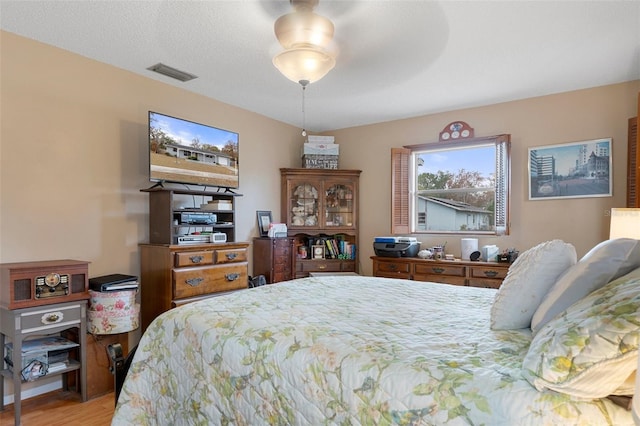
[146, 181, 165, 190]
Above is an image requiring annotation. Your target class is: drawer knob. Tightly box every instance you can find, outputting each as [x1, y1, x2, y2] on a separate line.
[225, 273, 240, 281]
[389, 264, 397, 271]
[432, 267, 445, 274]
[484, 270, 498, 278]
[185, 277, 204, 287]
[317, 264, 327, 270]
[41, 311, 64, 325]
[189, 255, 204, 263]
[225, 253, 238, 260]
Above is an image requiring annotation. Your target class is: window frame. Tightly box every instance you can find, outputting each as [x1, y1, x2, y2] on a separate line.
[391, 134, 511, 236]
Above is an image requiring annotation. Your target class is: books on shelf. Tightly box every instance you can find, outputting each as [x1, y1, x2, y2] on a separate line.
[308, 237, 356, 260]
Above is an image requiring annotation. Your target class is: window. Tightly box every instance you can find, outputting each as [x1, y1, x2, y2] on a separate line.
[392, 134, 510, 235]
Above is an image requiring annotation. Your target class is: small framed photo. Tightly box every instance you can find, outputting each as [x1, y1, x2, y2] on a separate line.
[256, 211, 272, 237]
[312, 245, 325, 260]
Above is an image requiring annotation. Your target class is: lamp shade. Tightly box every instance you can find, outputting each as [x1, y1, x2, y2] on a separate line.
[274, 11, 334, 49]
[609, 208, 640, 239]
[273, 46, 336, 84]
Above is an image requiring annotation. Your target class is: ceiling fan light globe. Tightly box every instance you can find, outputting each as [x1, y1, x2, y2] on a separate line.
[274, 11, 334, 49]
[273, 47, 336, 84]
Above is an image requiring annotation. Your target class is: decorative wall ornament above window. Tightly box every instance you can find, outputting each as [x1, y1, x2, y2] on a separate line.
[439, 121, 475, 141]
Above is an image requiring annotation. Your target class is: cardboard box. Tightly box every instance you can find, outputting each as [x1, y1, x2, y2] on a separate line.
[201, 200, 232, 211]
[302, 143, 339, 156]
[306, 135, 335, 143]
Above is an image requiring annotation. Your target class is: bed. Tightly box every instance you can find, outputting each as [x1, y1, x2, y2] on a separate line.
[112, 239, 639, 425]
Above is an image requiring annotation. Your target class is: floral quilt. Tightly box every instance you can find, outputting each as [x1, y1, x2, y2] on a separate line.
[112, 276, 632, 425]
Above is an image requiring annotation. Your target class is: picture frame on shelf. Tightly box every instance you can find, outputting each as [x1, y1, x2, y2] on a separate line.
[528, 138, 612, 200]
[256, 211, 272, 237]
[312, 245, 325, 260]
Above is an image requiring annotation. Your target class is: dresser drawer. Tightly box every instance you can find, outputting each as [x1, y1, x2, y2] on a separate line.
[468, 278, 502, 289]
[469, 266, 508, 280]
[374, 260, 411, 274]
[273, 262, 291, 273]
[174, 251, 214, 267]
[173, 263, 247, 299]
[18, 302, 84, 333]
[299, 260, 342, 273]
[272, 239, 292, 255]
[414, 274, 467, 286]
[414, 263, 466, 277]
[214, 248, 247, 264]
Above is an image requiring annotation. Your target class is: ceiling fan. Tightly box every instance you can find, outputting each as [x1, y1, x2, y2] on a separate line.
[272, 0, 337, 85]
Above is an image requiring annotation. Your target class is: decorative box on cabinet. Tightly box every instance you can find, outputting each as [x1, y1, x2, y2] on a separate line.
[139, 242, 249, 332]
[371, 257, 509, 289]
[280, 168, 361, 277]
[252, 237, 294, 284]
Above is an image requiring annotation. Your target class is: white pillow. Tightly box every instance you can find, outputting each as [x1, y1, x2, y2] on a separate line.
[531, 238, 640, 334]
[490, 240, 576, 330]
[522, 266, 640, 399]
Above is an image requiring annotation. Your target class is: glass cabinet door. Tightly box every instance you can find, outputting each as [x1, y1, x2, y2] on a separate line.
[289, 181, 319, 227]
[324, 183, 355, 228]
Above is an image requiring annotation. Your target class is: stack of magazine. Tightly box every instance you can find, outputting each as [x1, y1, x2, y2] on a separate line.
[4, 336, 79, 380]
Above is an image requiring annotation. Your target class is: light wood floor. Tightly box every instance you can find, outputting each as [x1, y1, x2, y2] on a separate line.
[1, 391, 114, 426]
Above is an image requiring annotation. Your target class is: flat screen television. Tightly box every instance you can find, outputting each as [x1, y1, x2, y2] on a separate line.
[149, 111, 239, 189]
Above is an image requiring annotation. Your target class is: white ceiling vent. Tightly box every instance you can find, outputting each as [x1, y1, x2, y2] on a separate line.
[146, 63, 198, 82]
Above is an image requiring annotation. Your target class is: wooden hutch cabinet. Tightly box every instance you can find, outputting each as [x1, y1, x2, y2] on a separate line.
[371, 256, 510, 289]
[280, 168, 361, 278]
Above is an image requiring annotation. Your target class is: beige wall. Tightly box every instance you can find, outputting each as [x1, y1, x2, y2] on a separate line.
[335, 82, 639, 273]
[1, 31, 304, 269]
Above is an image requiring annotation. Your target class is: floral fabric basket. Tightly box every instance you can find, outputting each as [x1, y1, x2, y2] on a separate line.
[88, 290, 139, 334]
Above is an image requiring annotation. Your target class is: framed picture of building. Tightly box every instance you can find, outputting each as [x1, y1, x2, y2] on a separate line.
[528, 138, 612, 200]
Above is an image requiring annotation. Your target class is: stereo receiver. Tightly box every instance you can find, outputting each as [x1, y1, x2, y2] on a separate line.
[180, 212, 217, 225]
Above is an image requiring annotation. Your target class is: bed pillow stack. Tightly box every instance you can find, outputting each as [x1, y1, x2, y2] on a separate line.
[531, 238, 640, 334]
[522, 265, 640, 399]
[490, 239, 576, 330]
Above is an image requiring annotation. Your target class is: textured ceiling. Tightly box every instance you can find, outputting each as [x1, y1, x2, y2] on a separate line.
[1, 0, 639, 132]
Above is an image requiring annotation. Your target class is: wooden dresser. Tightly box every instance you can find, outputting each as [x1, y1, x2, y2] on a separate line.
[140, 242, 249, 332]
[252, 237, 295, 283]
[371, 256, 510, 288]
